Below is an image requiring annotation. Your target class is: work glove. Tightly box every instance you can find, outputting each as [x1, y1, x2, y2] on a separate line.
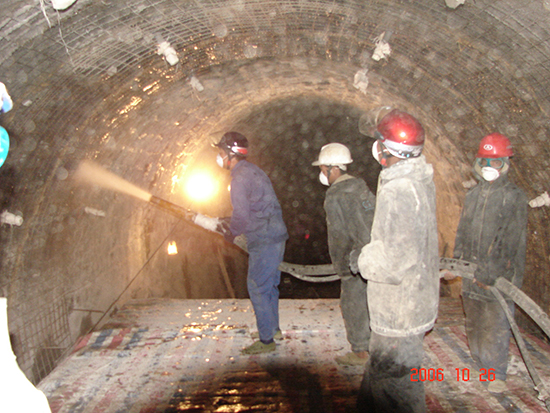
[193, 213, 219, 232]
[216, 217, 235, 242]
[233, 234, 248, 251]
[349, 249, 360, 274]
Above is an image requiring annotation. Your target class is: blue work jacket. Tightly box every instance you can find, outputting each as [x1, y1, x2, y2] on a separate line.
[229, 160, 288, 249]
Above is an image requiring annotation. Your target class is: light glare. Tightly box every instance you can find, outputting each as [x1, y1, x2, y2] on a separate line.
[185, 172, 216, 202]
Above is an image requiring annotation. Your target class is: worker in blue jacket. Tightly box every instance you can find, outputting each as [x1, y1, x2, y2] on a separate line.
[215, 132, 288, 354]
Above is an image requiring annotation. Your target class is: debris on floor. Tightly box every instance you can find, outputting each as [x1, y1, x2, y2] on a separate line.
[38, 297, 550, 412]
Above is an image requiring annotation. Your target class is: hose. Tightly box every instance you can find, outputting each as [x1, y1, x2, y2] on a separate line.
[278, 262, 339, 283]
[494, 278, 550, 339]
[491, 287, 550, 409]
[439, 258, 550, 410]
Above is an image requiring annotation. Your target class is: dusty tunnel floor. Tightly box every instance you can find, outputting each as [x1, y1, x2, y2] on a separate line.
[38, 297, 550, 413]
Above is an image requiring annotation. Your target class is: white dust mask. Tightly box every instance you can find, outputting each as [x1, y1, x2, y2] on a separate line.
[319, 171, 330, 186]
[481, 167, 500, 182]
[372, 141, 381, 164]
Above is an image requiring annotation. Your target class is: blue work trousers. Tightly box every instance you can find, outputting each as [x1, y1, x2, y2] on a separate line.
[247, 240, 286, 343]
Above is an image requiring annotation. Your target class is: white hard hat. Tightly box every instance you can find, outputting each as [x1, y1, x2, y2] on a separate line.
[312, 143, 353, 168]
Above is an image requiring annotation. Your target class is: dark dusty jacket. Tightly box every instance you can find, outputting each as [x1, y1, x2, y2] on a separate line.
[324, 175, 376, 279]
[453, 175, 528, 301]
[357, 155, 439, 337]
[229, 160, 288, 249]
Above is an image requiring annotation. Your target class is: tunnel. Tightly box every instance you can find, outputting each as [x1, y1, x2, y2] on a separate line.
[1, 0, 550, 388]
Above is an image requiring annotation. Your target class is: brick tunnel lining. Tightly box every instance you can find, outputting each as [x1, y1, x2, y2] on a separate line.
[0, 0, 549, 383]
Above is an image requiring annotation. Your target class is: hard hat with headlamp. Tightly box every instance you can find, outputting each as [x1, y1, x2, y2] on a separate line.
[214, 131, 249, 169]
[215, 131, 249, 157]
[375, 109, 425, 159]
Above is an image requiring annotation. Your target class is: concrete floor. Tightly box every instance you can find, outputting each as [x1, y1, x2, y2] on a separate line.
[38, 297, 550, 413]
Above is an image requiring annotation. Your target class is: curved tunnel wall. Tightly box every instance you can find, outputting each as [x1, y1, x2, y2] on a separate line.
[0, 0, 549, 383]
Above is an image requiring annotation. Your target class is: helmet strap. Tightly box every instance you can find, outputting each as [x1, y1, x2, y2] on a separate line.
[223, 151, 232, 170]
[326, 166, 333, 182]
[379, 143, 392, 167]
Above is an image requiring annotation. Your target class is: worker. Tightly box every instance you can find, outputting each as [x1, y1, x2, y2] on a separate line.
[214, 131, 288, 355]
[450, 133, 527, 393]
[353, 109, 439, 413]
[312, 142, 374, 366]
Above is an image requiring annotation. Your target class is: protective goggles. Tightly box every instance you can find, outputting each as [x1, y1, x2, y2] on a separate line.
[476, 158, 505, 169]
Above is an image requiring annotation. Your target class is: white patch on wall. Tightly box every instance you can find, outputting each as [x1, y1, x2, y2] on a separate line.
[0, 211, 23, 226]
[84, 207, 106, 217]
[353, 69, 369, 94]
[529, 192, 550, 208]
[189, 76, 204, 92]
[157, 41, 179, 66]
[51, 0, 77, 10]
[445, 0, 466, 8]
[372, 32, 392, 61]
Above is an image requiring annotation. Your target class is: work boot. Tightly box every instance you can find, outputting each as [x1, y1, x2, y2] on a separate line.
[335, 351, 369, 366]
[251, 330, 283, 340]
[488, 379, 507, 393]
[241, 341, 276, 355]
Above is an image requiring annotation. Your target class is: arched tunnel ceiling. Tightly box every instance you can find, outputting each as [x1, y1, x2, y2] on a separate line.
[1, 0, 550, 381]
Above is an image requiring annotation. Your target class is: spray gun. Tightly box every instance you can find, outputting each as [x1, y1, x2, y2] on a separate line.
[149, 195, 196, 221]
[148, 195, 232, 240]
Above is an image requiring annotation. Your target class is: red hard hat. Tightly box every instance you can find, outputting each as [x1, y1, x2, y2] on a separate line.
[476, 133, 513, 158]
[376, 109, 425, 158]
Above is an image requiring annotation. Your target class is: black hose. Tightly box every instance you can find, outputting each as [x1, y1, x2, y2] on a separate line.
[494, 278, 550, 339]
[491, 287, 550, 409]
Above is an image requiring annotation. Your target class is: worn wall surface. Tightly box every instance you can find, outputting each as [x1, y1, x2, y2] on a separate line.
[0, 0, 549, 382]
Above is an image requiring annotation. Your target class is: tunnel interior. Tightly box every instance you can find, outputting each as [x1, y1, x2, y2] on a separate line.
[1, 0, 550, 384]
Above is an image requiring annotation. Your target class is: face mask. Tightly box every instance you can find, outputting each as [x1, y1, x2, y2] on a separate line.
[481, 167, 500, 182]
[372, 141, 381, 164]
[216, 154, 225, 168]
[319, 171, 330, 186]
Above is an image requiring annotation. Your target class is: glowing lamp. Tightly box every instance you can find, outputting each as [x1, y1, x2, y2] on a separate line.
[167, 241, 178, 255]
